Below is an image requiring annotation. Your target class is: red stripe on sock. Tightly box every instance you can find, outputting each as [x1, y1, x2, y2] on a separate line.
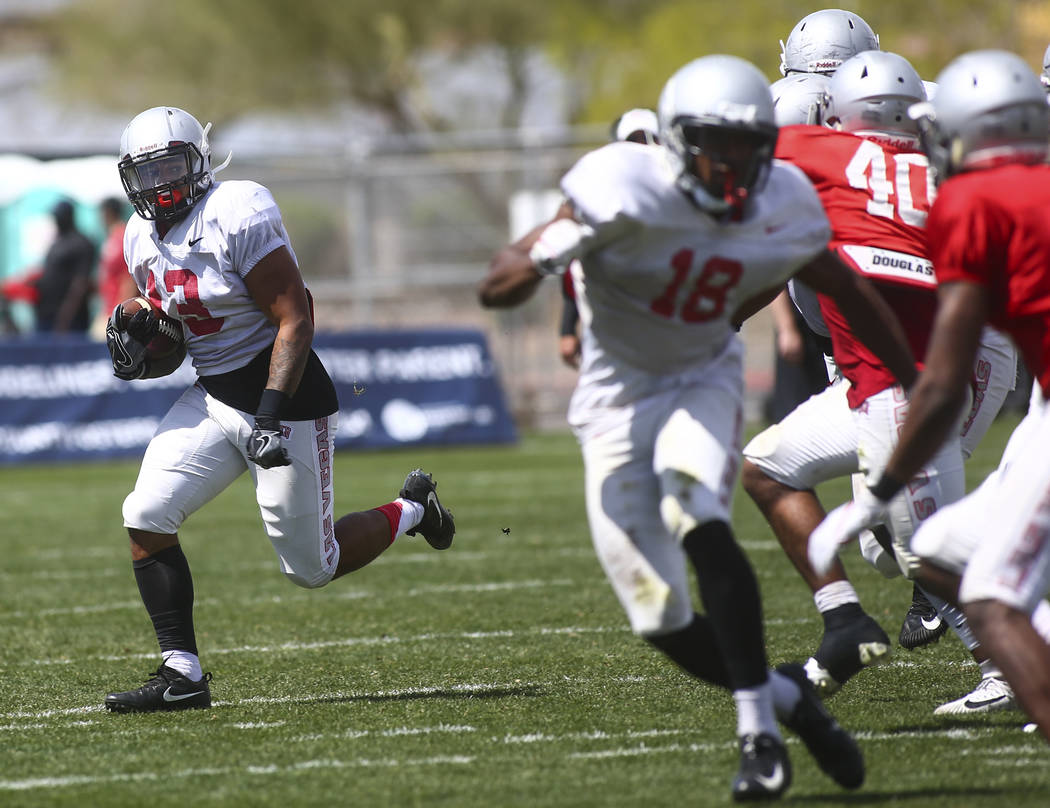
[373, 502, 404, 544]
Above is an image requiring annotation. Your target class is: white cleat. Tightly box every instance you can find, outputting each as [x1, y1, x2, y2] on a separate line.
[934, 675, 1018, 716]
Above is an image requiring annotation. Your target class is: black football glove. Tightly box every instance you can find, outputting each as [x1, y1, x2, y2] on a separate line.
[247, 416, 291, 468]
[246, 389, 292, 469]
[106, 303, 154, 381]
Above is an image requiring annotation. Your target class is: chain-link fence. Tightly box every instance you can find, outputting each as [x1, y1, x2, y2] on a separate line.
[229, 128, 775, 429]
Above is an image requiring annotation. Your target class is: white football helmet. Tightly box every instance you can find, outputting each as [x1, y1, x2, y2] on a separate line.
[771, 73, 830, 126]
[611, 108, 660, 144]
[1042, 42, 1050, 93]
[118, 107, 215, 222]
[658, 55, 778, 214]
[780, 8, 879, 76]
[909, 50, 1049, 182]
[822, 51, 926, 141]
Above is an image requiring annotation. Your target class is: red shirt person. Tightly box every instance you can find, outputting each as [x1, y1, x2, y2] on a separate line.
[809, 50, 1050, 744]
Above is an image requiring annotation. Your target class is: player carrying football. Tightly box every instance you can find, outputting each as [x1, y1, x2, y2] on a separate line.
[103, 106, 455, 713]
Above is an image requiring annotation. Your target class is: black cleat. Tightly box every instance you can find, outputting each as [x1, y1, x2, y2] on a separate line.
[805, 604, 891, 696]
[731, 732, 792, 802]
[399, 469, 455, 550]
[776, 663, 865, 790]
[898, 584, 949, 650]
[104, 666, 212, 713]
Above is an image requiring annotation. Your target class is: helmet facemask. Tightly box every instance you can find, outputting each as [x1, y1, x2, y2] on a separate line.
[671, 120, 778, 214]
[118, 141, 211, 222]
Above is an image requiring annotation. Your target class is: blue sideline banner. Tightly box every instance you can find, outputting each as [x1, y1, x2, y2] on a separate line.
[0, 330, 516, 465]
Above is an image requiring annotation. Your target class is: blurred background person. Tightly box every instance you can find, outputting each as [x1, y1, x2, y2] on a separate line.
[91, 196, 137, 340]
[33, 198, 96, 333]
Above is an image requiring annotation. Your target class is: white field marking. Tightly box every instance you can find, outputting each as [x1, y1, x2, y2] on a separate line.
[230, 721, 286, 729]
[501, 728, 686, 744]
[0, 578, 574, 621]
[0, 755, 475, 792]
[18, 623, 628, 670]
[295, 723, 477, 742]
[571, 741, 727, 760]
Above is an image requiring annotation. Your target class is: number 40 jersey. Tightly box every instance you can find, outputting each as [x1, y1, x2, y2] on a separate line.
[123, 180, 295, 377]
[775, 125, 937, 407]
[560, 140, 830, 407]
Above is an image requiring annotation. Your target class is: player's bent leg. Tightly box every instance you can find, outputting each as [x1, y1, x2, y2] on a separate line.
[774, 662, 865, 790]
[644, 615, 730, 687]
[742, 381, 858, 591]
[109, 389, 238, 713]
[963, 600, 1050, 743]
[683, 520, 768, 688]
[958, 327, 1017, 459]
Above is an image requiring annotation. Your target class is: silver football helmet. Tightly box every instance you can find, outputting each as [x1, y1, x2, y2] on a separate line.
[658, 55, 778, 214]
[118, 107, 216, 222]
[909, 50, 1049, 181]
[1042, 42, 1050, 93]
[611, 108, 660, 144]
[822, 51, 926, 141]
[771, 73, 830, 126]
[780, 8, 879, 76]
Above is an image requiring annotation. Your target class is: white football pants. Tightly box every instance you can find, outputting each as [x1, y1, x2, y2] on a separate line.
[122, 383, 340, 588]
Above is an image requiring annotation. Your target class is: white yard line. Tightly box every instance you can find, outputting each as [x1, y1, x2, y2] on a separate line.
[1, 719, 1037, 792]
[0, 755, 475, 791]
[0, 578, 577, 621]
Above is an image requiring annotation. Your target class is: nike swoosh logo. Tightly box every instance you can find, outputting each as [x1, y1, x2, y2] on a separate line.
[920, 616, 943, 630]
[189, 237, 204, 246]
[427, 491, 441, 526]
[753, 763, 785, 791]
[963, 695, 1008, 710]
[162, 686, 204, 702]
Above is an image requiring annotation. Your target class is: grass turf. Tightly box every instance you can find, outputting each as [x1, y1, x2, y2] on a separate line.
[1, 414, 1047, 806]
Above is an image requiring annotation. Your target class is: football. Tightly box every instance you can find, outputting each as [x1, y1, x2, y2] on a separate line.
[117, 296, 184, 359]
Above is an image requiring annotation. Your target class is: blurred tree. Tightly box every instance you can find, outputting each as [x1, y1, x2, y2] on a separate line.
[40, 0, 1045, 132]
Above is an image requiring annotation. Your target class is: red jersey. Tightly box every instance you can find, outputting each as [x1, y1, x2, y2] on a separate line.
[928, 163, 1050, 398]
[776, 125, 937, 407]
[98, 222, 129, 314]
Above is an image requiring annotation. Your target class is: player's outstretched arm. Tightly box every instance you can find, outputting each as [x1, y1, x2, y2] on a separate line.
[480, 202, 580, 309]
[796, 249, 917, 389]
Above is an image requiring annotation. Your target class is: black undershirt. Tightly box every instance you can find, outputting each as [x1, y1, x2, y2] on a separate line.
[197, 343, 338, 419]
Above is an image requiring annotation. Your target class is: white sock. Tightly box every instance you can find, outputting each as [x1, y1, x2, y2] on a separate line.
[813, 580, 860, 614]
[734, 681, 781, 739]
[1031, 599, 1050, 644]
[162, 650, 203, 682]
[769, 668, 802, 719]
[395, 498, 425, 536]
[978, 658, 1003, 680]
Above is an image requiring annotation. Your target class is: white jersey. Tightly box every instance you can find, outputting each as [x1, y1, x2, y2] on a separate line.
[123, 180, 295, 376]
[563, 142, 830, 418]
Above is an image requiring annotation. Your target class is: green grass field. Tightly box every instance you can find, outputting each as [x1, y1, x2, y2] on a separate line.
[1, 414, 1047, 807]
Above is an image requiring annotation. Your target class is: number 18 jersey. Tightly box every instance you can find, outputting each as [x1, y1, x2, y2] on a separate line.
[123, 180, 294, 377]
[561, 141, 830, 413]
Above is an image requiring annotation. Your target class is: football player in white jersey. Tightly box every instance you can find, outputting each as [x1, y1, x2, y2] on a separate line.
[480, 54, 920, 801]
[102, 106, 456, 713]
